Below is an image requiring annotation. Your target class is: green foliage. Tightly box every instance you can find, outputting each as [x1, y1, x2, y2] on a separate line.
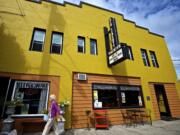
[59, 100, 70, 107]
[6, 99, 23, 107]
[41, 109, 48, 114]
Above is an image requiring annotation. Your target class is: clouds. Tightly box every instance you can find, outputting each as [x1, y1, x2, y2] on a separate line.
[51, 0, 180, 79]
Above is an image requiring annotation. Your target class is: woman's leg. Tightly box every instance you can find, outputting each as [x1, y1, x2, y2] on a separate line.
[53, 120, 58, 135]
[42, 119, 54, 135]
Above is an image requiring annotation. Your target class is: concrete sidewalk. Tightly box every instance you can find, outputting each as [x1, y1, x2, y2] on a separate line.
[25, 120, 180, 135]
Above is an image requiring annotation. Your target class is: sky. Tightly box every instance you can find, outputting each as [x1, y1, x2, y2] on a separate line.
[51, 0, 180, 79]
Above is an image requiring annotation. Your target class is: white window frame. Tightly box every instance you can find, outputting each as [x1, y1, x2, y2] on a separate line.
[11, 81, 49, 116]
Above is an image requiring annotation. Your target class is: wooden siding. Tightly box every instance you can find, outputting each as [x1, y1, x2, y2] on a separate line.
[0, 72, 60, 102]
[0, 72, 60, 132]
[72, 73, 141, 129]
[149, 83, 161, 120]
[164, 84, 180, 117]
[149, 83, 180, 119]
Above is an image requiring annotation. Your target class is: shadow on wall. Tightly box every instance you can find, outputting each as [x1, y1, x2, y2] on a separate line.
[0, 23, 28, 73]
[39, 3, 66, 75]
[111, 60, 128, 81]
[112, 60, 127, 74]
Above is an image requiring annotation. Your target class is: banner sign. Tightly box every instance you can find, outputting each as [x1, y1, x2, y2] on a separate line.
[16, 81, 49, 89]
[93, 84, 118, 90]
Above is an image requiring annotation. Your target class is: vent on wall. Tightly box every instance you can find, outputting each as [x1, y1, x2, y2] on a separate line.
[77, 73, 87, 81]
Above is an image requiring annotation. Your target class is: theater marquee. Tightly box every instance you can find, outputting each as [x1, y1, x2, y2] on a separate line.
[104, 17, 128, 67]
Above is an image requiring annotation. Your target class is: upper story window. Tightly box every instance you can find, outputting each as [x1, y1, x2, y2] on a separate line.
[77, 36, 85, 53]
[90, 39, 98, 55]
[127, 46, 134, 60]
[30, 28, 46, 52]
[150, 51, 159, 67]
[30, 0, 41, 3]
[141, 49, 150, 66]
[50, 32, 63, 54]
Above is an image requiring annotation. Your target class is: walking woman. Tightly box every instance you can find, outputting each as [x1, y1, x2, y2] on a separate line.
[42, 94, 60, 135]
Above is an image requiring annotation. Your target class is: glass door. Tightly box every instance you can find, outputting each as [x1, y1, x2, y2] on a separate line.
[154, 84, 171, 117]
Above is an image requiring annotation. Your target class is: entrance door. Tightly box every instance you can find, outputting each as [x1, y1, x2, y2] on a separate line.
[154, 84, 171, 118]
[0, 77, 10, 118]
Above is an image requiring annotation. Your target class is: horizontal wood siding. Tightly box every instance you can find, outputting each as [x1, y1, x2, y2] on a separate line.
[0, 72, 60, 132]
[149, 83, 180, 119]
[72, 73, 141, 129]
[164, 84, 180, 117]
[149, 83, 161, 120]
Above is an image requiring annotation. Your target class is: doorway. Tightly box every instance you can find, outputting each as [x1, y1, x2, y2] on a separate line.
[154, 84, 171, 118]
[0, 77, 10, 118]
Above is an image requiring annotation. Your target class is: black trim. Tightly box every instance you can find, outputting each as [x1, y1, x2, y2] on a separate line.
[50, 31, 64, 55]
[77, 36, 85, 53]
[29, 27, 46, 52]
[92, 83, 145, 110]
[26, 0, 42, 4]
[104, 27, 110, 67]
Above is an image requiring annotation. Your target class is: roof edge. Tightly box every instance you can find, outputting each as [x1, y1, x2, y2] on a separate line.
[40, 0, 164, 38]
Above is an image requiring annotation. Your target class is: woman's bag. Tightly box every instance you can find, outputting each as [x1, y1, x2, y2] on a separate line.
[43, 114, 49, 122]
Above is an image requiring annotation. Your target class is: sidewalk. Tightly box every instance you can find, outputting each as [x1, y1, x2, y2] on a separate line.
[25, 120, 180, 135]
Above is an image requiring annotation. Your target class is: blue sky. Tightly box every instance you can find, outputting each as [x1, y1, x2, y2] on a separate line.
[52, 0, 180, 79]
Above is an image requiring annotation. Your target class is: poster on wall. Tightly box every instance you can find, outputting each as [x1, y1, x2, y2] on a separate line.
[121, 92, 126, 103]
[93, 90, 98, 100]
[94, 100, 102, 108]
[138, 96, 142, 106]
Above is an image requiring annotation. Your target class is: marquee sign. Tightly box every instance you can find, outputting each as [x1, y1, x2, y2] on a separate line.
[108, 44, 123, 65]
[109, 17, 119, 48]
[104, 17, 128, 67]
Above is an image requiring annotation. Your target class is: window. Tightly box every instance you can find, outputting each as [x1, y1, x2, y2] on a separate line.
[30, 28, 46, 52]
[119, 86, 143, 107]
[50, 32, 63, 54]
[77, 36, 85, 53]
[12, 81, 49, 115]
[90, 39, 98, 55]
[127, 46, 134, 60]
[150, 51, 159, 67]
[93, 84, 144, 109]
[93, 84, 118, 108]
[141, 49, 150, 66]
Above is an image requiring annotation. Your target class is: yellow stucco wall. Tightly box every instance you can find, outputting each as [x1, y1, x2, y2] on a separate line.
[0, 0, 179, 128]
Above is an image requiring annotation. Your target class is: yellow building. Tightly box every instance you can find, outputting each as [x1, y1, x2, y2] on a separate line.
[0, 0, 180, 131]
